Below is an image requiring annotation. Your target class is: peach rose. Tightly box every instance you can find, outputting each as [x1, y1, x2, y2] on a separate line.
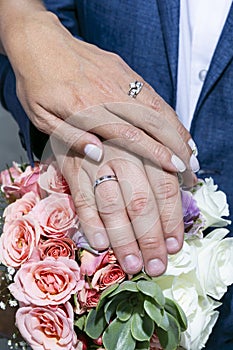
[39, 237, 76, 260]
[0, 215, 42, 268]
[32, 193, 78, 238]
[9, 257, 84, 305]
[80, 249, 117, 277]
[76, 282, 101, 314]
[2, 163, 41, 200]
[3, 192, 40, 223]
[39, 161, 70, 195]
[92, 263, 126, 291]
[16, 302, 77, 350]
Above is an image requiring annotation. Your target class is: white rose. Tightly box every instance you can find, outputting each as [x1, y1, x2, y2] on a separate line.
[165, 241, 197, 276]
[179, 295, 220, 350]
[193, 178, 231, 229]
[156, 272, 220, 350]
[190, 228, 233, 299]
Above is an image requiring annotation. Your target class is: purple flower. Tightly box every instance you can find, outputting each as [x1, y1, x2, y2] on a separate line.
[181, 190, 205, 237]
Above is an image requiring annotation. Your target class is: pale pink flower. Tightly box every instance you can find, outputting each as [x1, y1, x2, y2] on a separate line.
[9, 257, 84, 305]
[80, 249, 117, 277]
[1, 163, 41, 200]
[0, 215, 42, 268]
[39, 161, 70, 195]
[3, 191, 40, 223]
[16, 302, 77, 350]
[32, 193, 78, 238]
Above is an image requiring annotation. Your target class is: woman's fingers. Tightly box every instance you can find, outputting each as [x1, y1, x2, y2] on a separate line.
[34, 110, 104, 163]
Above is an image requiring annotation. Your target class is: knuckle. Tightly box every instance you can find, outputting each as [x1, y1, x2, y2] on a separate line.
[121, 125, 142, 143]
[96, 186, 123, 216]
[150, 144, 169, 165]
[128, 192, 153, 217]
[155, 178, 179, 200]
[139, 234, 164, 251]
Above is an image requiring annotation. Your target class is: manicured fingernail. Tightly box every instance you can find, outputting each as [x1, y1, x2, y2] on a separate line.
[190, 154, 200, 173]
[171, 155, 186, 172]
[146, 259, 165, 276]
[84, 144, 102, 162]
[188, 138, 198, 156]
[166, 237, 179, 253]
[124, 254, 142, 272]
[93, 233, 108, 249]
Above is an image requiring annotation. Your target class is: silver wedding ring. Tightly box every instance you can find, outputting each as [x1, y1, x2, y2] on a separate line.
[128, 81, 144, 98]
[93, 175, 118, 191]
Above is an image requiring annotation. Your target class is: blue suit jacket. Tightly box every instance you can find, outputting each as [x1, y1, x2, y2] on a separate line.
[1, 1, 233, 347]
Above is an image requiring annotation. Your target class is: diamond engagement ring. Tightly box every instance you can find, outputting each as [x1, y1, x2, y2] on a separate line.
[93, 175, 118, 191]
[128, 81, 144, 98]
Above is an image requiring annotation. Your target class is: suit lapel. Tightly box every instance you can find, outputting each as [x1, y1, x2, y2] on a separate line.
[194, 3, 233, 116]
[156, 0, 180, 93]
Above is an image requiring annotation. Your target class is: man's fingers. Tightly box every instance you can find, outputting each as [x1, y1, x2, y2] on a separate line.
[144, 160, 184, 254]
[113, 158, 167, 276]
[54, 151, 110, 250]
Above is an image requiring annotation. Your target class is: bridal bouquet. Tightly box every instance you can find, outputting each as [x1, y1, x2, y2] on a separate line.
[0, 161, 233, 350]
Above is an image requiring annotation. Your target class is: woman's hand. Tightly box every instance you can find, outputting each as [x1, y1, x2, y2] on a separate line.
[0, 2, 199, 173]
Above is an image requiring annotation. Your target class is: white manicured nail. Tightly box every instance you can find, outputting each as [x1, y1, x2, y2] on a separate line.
[171, 155, 186, 172]
[84, 144, 102, 162]
[188, 138, 198, 156]
[190, 154, 200, 173]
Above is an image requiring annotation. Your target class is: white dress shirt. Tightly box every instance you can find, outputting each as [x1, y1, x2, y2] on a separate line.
[176, 0, 232, 130]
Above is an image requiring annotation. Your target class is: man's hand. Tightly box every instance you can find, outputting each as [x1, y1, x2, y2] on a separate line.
[53, 140, 195, 276]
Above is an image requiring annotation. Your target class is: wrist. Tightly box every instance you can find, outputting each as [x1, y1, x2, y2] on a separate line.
[0, 5, 62, 73]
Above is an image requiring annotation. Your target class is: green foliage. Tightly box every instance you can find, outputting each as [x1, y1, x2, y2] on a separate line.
[84, 276, 187, 350]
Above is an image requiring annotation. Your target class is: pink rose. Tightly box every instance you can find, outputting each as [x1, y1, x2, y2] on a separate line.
[39, 161, 70, 195]
[0, 215, 42, 267]
[3, 191, 40, 223]
[16, 302, 77, 350]
[9, 257, 84, 305]
[80, 249, 117, 277]
[0, 162, 22, 186]
[76, 282, 101, 314]
[39, 237, 76, 260]
[92, 263, 126, 291]
[2, 163, 41, 200]
[32, 193, 78, 238]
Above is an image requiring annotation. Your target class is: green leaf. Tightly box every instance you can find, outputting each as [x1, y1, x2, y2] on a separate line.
[74, 314, 86, 330]
[144, 298, 169, 331]
[104, 295, 125, 323]
[165, 298, 187, 332]
[103, 318, 136, 350]
[116, 299, 133, 321]
[131, 272, 152, 282]
[97, 283, 120, 310]
[85, 307, 107, 339]
[156, 313, 181, 350]
[131, 313, 154, 342]
[109, 281, 138, 297]
[135, 340, 150, 349]
[137, 280, 165, 306]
